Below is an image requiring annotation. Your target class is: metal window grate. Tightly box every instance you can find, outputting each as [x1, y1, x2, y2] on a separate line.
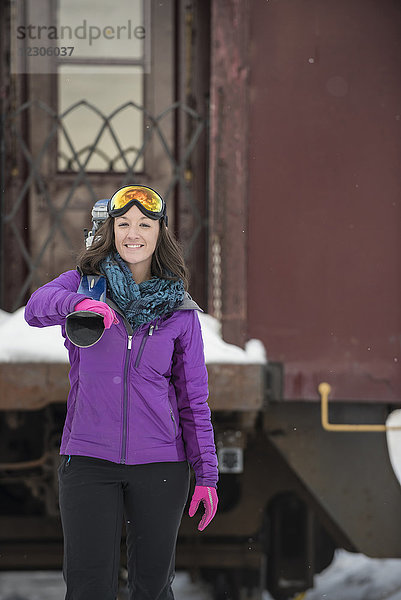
[0, 99, 207, 311]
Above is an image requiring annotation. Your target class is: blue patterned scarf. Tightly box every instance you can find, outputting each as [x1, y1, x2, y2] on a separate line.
[100, 252, 185, 330]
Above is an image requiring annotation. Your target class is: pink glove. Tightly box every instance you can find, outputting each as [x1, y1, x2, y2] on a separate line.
[74, 299, 119, 329]
[189, 486, 218, 531]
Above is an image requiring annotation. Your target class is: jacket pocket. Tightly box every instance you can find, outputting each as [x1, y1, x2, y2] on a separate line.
[168, 400, 177, 438]
[135, 324, 155, 367]
[58, 454, 71, 476]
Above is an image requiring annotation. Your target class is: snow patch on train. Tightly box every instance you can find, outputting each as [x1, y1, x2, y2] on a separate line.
[0, 307, 267, 365]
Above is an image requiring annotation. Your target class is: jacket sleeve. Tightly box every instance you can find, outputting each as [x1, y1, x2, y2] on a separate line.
[171, 310, 219, 487]
[24, 270, 86, 328]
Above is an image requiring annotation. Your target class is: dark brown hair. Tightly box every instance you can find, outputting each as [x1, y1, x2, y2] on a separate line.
[77, 218, 189, 290]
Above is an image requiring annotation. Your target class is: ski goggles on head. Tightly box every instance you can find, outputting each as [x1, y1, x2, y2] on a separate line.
[107, 185, 167, 223]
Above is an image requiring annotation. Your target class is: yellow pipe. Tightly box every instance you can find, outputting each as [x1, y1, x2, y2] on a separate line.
[319, 382, 401, 432]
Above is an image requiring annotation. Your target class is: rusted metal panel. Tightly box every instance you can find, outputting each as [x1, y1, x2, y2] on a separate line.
[0, 517, 63, 568]
[0, 517, 262, 570]
[0, 542, 64, 569]
[247, 0, 401, 401]
[284, 362, 401, 404]
[0, 363, 70, 410]
[0, 362, 265, 411]
[208, 0, 251, 347]
[0, 540, 263, 571]
[175, 0, 210, 309]
[0, 516, 61, 540]
[207, 363, 265, 410]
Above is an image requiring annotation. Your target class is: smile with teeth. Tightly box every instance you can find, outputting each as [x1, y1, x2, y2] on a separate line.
[125, 244, 144, 248]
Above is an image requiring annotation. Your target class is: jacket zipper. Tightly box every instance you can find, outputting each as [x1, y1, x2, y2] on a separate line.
[120, 321, 154, 463]
[134, 324, 154, 367]
[120, 333, 133, 464]
[107, 304, 134, 465]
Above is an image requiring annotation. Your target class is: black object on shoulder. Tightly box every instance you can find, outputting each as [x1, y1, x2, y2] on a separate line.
[65, 275, 108, 348]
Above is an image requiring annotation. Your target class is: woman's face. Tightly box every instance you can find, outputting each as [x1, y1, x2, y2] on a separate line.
[113, 204, 160, 280]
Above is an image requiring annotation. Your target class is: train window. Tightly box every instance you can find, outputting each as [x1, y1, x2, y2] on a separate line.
[57, 0, 145, 61]
[58, 66, 144, 172]
[56, 0, 147, 172]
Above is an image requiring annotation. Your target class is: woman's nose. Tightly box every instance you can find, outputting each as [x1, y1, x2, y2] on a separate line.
[125, 225, 141, 237]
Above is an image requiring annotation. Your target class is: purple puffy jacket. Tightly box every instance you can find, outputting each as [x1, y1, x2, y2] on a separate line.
[24, 269, 218, 487]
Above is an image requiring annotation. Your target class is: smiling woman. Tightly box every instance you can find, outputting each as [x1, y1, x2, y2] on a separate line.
[24, 184, 218, 600]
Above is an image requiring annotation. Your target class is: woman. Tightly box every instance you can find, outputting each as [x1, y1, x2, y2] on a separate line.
[24, 185, 219, 600]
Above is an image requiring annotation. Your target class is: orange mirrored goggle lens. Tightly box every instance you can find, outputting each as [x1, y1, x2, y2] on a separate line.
[110, 186, 163, 215]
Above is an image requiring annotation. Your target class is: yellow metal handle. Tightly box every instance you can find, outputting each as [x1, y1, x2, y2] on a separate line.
[319, 382, 401, 432]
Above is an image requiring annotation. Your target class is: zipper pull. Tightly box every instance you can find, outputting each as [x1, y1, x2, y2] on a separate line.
[128, 335, 132, 349]
[148, 325, 155, 336]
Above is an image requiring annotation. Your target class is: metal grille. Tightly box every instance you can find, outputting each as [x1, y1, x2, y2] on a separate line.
[0, 99, 207, 311]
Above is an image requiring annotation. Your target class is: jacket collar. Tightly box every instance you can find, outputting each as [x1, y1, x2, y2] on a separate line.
[107, 292, 202, 315]
[177, 292, 203, 312]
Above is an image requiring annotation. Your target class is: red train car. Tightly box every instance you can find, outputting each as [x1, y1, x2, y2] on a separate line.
[0, 1, 400, 599]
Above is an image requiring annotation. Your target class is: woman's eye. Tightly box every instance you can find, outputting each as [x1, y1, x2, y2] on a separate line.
[140, 223, 151, 228]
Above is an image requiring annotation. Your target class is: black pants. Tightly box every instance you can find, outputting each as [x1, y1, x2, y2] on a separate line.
[58, 455, 190, 600]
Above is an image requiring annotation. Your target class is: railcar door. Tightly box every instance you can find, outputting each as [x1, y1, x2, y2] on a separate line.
[1, 0, 209, 311]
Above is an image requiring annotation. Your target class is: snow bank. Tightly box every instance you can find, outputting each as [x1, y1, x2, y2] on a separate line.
[0, 307, 267, 365]
[199, 313, 266, 364]
[0, 308, 68, 363]
[303, 549, 401, 600]
[0, 309, 10, 326]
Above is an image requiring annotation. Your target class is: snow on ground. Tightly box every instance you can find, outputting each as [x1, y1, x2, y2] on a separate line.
[0, 570, 212, 600]
[0, 309, 9, 327]
[302, 549, 401, 600]
[2, 552, 401, 599]
[0, 570, 66, 600]
[0, 307, 266, 364]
